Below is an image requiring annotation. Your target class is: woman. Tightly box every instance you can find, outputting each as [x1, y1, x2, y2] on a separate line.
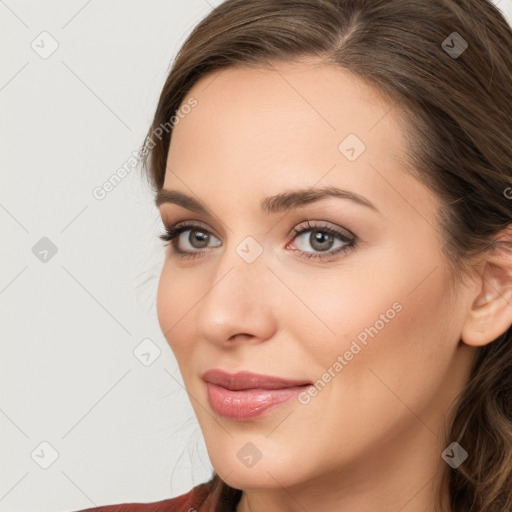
[76, 0, 512, 510]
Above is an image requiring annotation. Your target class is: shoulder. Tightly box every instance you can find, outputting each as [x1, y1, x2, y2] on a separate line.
[72, 480, 214, 512]
[70, 475, 242, 512]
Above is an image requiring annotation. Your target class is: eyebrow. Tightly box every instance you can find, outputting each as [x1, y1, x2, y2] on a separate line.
[154, 185, 379, 215]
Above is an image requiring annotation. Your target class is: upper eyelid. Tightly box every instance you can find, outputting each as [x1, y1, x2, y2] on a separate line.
[166, 219, 355, 242]
[169, 219, 221, 238]
[292, 220, 355, 238]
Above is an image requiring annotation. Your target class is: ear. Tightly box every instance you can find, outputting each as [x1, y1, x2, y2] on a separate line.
[461, 227, 512, 347]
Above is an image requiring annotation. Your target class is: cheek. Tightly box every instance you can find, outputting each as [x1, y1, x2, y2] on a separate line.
[297, 244, 456, 401]
[156, 264, 196, 357]
[284, 262, 457, 467]
[283, 262, 407, 371]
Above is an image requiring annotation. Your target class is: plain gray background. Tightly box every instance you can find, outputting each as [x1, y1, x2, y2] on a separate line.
[1, 1, 511, 511]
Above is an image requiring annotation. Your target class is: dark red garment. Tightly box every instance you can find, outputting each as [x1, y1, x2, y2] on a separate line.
[73, 474, 242, 512]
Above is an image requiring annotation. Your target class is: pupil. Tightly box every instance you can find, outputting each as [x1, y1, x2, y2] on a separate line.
[191, 229, 208, 248]
[311, 230, 332, 251]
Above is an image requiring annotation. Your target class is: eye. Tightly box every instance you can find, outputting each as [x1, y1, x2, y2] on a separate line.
[287, 220, 355, 260]
[158, 220, 356, 261]
[158, 221, 221, 259]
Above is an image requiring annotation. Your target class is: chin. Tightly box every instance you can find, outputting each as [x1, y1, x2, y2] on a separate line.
[220, 467, 293, 491]
[210, 450, 307, 491]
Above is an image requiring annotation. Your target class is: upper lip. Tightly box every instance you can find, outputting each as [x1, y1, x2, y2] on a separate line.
[202, 369, 312, 391]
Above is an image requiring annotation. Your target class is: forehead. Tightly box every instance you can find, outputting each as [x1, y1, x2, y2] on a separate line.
[169, 58, 405, 164]
[163, 59, 438, 223]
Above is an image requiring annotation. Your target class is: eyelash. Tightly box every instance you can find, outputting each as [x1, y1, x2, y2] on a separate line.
[158, 220, 356, 261]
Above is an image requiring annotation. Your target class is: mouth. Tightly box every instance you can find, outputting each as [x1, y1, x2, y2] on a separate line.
[202, 369, 313, 421]
[202, 369, 312, 390]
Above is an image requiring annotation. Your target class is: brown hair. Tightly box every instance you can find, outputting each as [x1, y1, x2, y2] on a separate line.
[140, 1, 512, 510]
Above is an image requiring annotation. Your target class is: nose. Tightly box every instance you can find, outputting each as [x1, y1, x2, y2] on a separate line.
[194, 241, 278, 348]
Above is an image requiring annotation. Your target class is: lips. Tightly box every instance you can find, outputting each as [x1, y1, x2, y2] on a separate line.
[202, 369, 312, 421]
[202, 369, 312, 390]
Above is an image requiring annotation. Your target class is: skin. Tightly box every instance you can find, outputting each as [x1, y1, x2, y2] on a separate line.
[156, 58, 512, 512]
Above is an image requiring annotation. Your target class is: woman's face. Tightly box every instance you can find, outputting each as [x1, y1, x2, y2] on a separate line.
[156, 59, 477, 501]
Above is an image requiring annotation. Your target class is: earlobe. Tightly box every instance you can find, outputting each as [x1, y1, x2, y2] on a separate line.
[461, 236, 512, 347]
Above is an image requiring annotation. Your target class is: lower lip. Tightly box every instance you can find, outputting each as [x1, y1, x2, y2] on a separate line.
[205, 382, 311, 421]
